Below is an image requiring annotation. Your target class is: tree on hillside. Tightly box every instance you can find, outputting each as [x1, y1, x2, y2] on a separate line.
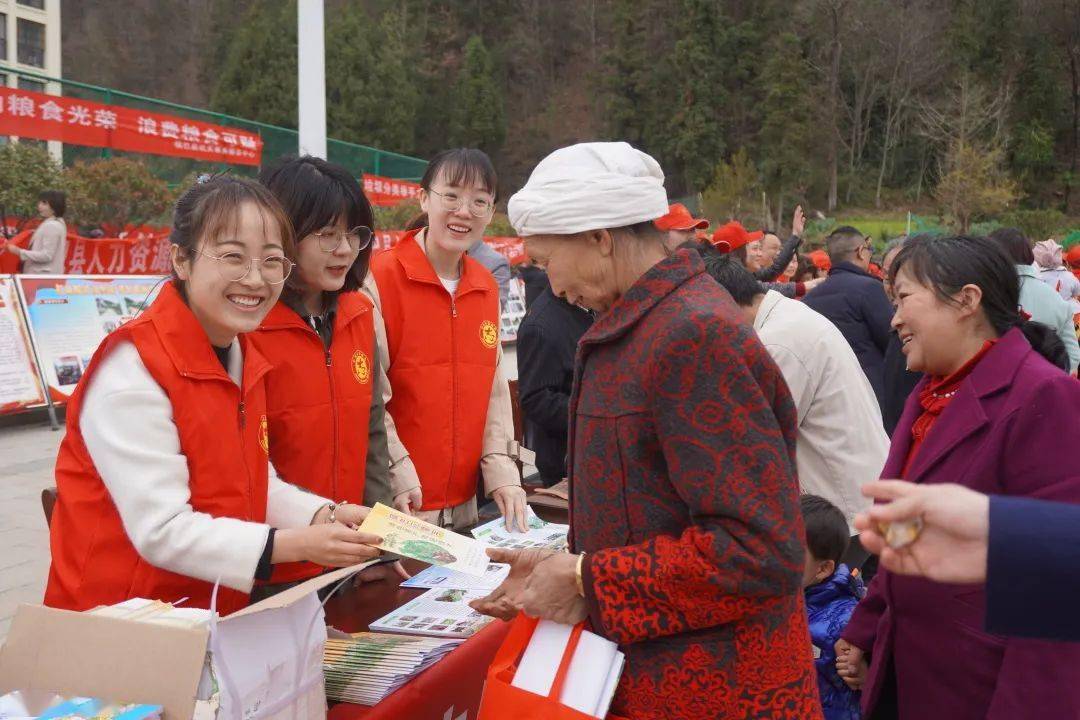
[700, 148, 763, 226]
[664, 0, 728, 192]
[935, 142, 1019, 232]
[326, 5, 420, 154]
[603, 0, 677, 179]
[758, 33, 819, 227]
[448, 35, 506, 153]
[209, 0, 297, 128]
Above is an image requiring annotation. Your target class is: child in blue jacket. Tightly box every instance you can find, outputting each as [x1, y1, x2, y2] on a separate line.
[801, 494, 865, 720]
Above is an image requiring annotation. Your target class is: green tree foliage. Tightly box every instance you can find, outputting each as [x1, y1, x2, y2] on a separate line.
[66, 1, 1080, 217]
[603, 0, 677, 180]
[209, 0, 297, 128]
[758, 33, 819, 222]
[935, 143, 1019, 232]
[664, 0, 727, 191]
[700, 148, 762, 225]
[448, 35, 506, 153]
[0, 144, 63, 224]
[326, 5, 420, 153]
[64, 158, 174, 231]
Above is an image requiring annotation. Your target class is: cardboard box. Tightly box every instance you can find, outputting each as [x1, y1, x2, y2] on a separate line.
[0, 562, 373, 720]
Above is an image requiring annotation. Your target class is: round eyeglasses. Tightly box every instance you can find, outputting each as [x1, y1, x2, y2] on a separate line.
[426, 187, 495, 218]
[193, 248, 294, 285]
[311, 226, 373, 253]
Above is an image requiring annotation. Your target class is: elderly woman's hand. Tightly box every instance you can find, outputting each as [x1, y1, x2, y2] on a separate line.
[519, 552, 588, 625]
[469, 547, 556, 620]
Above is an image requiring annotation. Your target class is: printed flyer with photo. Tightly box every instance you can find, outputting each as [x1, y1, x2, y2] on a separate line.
[358, 503, 490, 576]
[400, 562, 510, 593]
[369, 587, 494, 639]
[471, 507, 569, 551]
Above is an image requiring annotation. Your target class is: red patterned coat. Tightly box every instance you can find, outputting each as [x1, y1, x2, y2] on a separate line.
[572, 250, 821, 719]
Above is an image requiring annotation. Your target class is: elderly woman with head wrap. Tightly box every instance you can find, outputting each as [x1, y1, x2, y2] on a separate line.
[1033, 239, 1080, 317]
[470, 142, 821, 719]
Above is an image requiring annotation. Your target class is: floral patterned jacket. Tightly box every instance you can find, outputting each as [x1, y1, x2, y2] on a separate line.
[572, 250, 822, 719]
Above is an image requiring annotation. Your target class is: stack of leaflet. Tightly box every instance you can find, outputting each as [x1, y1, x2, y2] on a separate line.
[87, 598, 211, 628]
[471, 507, 569, 551]
[323, 633, 462, 706]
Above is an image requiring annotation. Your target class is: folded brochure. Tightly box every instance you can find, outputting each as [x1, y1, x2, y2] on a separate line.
[471, 507, 569, 551]
[358, 503, 490, 576]
[400, 562, 510, 593]
[369, 587, 494, 639]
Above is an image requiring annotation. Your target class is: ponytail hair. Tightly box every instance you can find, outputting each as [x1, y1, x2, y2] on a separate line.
[888, 234, 1069, 371]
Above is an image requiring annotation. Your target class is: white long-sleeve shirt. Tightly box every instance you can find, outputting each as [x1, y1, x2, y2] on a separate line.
[80, 339, 328, 593]
[753, 291, 890, 530]
[19, 217, 66, 274]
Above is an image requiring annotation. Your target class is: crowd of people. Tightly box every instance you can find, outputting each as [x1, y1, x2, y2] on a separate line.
[33, 139, 1080, 720]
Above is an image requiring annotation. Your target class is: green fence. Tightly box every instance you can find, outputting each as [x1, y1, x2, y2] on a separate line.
[0, 65, 427, 185]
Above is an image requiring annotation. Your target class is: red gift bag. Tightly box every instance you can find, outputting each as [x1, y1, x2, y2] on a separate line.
[477, 614, 627, 720]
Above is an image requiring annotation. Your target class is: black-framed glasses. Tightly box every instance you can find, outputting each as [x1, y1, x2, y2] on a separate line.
[426, 187, 495, 218]
[311, 226, 373, 253]
[193, 248, 294, 285]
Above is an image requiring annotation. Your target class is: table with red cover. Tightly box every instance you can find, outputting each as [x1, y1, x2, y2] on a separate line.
[324, 559, 511, 720]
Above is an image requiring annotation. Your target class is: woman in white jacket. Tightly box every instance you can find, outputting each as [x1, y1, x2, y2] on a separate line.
[45, 176, 382, 615]
[4, 190, 67, 274]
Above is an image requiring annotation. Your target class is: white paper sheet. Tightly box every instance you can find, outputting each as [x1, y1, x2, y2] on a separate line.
[510, 620, 574, 697]
[559, 628, 619, 716]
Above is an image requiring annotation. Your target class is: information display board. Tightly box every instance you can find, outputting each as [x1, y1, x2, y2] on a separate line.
[16, 275, 165, 402]
[0, 275, 46, 414]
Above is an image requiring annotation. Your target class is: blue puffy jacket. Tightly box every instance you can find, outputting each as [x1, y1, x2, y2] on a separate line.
[805, 563, 865, 720]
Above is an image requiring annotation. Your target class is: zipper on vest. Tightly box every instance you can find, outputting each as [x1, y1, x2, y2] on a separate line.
[447, 295, 457, 507]
[238, 400, 246, 428]
[326, 346, 340, 500]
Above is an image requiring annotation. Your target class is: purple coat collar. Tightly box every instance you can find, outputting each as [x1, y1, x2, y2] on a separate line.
[884, 327, 1029, 482]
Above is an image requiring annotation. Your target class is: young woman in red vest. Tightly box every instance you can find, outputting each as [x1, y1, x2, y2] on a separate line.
[251, 156, 402, 594]
[45, 176, 381, 616]
[366, 149, 527, 531]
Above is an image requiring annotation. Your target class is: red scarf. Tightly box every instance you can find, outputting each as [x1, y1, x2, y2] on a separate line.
[901, 340, 997, 477]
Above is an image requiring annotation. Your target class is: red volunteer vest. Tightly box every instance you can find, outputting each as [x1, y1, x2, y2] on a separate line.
[371, 230, 500, 509]
[45, 281, 271, 616]
[250, 292, 376, 583]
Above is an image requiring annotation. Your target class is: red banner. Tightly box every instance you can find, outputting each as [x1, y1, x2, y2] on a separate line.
[1, 225, 523, 276]
[0, 226, 172, 276]
[0, 87, 262, 166]
[362, 174, 422, 207]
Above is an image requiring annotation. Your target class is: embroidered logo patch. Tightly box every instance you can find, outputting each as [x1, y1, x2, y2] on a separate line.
[352, 350, 371, 385]
[258, 414, 269, 454]
[479, 320, 498, 349]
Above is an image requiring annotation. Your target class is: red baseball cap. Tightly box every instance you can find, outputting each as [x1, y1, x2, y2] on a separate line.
[808, 249, 831, 272]
[710, 221, 764, 253]
[1066, 245, 1080, 268]
[654, 203, 710, 232]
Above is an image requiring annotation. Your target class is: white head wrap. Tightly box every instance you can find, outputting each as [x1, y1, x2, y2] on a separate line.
[507, 142, 668, 236]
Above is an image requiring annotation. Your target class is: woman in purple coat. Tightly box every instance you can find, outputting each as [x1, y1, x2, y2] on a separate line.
[835, 234, 1079, 719]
